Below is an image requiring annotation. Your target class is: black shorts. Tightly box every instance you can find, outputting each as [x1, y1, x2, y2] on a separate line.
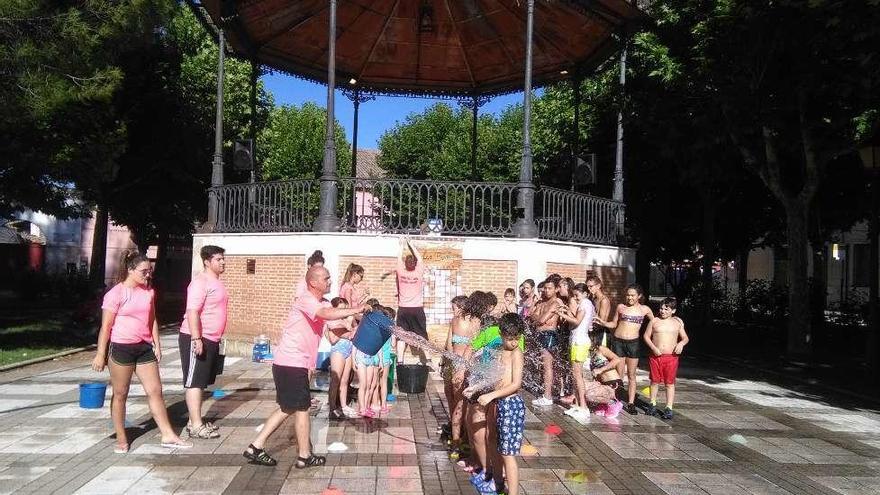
[179, 333, 221, 389]
[537, 330, 559, 350]
[397, 306, 427, 339]
[109, 342, 157, 367]
[272, 365, 311, 412]
[611, 336, 641, 359]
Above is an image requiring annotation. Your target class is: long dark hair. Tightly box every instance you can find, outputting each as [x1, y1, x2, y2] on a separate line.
[116, 250, 149, 284]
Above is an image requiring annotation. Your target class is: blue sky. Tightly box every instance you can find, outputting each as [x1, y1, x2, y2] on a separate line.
[261, 72, 527, 149]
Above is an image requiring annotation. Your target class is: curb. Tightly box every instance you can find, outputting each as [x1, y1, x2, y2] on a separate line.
[691, 351, 880, 408]
[0, 345, 97, 372]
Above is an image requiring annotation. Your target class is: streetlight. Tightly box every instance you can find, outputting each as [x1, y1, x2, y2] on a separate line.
[859, 137, 880, 378]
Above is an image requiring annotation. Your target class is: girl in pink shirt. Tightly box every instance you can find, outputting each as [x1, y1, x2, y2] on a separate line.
[339, 263, 369, 309]
[91, 251, 191, 453]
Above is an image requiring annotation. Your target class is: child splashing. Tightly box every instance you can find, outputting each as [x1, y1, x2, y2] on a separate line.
[465, 313, 527, 495]
[441, 296, 471, 457]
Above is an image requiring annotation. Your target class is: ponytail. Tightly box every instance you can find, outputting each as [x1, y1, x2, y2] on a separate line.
[116, 250, 149, 284]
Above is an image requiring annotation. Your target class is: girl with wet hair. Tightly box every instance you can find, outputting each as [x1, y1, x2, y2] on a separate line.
[92, 251, 192, 453]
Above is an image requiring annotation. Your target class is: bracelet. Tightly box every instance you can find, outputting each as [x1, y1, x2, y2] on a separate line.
[192, 337, 202, 341]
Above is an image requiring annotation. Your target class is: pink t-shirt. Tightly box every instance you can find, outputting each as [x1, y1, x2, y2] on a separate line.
[180, 274, 229, 343]
[274, 291, 331, 369]
[396, 259, 425, 308]
[339, 282, 367, 307]
[294, 279, 307, 299]
[102, 283, 154, 344]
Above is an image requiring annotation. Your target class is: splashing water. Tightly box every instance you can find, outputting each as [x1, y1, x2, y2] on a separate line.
[390, 326, 504, 393]
[388, 322, 578, 398]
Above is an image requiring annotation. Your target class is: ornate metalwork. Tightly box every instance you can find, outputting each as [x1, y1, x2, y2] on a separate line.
[342, 88, 377, 104]
[211, 178, 624, 246]
[457, 95, 491, 110]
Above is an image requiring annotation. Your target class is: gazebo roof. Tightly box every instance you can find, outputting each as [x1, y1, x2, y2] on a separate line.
[191, 0, 642, 97]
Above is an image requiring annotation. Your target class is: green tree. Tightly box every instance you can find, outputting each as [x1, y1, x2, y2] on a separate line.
[259, 102, 351, 180]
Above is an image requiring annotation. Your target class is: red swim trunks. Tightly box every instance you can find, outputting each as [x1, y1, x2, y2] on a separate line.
[649, 354, 679, 385]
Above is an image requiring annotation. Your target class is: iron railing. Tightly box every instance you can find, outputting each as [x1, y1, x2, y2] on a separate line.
[215, 179, 318, 232]
[211, 178, 624, 245]
[336, 178, 517, 236]
[537, 186, 625, 244]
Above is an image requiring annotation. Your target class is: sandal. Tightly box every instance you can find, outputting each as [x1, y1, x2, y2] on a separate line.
[114, 443, 129, 454]
[243, 444, 277, 466]
[188, 424, 221, 439]
[295, 453, 326, 469]
[329, 409, 345, 420]
[204, 421, 219, 432]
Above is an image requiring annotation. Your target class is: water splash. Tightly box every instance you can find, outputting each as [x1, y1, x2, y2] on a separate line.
[390, 326, 503, 393]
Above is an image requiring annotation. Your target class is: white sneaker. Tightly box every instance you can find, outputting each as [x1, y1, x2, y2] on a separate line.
[532, 397, 553, 407]
[342, 406, 358, 417]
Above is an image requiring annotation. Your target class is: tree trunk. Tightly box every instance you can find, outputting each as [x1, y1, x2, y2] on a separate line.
[736, 246, 750, 321]
[784, 201, 812, 358]
[89, 201, 109, 289]
[700, 198, 717, 329]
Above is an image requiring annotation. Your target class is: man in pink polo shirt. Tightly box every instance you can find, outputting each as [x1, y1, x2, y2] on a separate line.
[179, 245, 228, 440]
[395, 237, 428, 365]
[243, 265, 368, 468]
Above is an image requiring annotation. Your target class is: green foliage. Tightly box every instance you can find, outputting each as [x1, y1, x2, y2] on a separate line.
[259, 102, 351, 180]
[1, 1, 273, 246]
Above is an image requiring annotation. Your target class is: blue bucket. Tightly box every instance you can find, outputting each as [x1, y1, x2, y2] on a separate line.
[79, 382, 107, 409]
[351, 311, 394, 355]
[316, 351, 331, 371]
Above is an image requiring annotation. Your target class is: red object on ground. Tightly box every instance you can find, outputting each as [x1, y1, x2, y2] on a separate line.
[544, 424, 562, 435]
[322, 488, 345, 495]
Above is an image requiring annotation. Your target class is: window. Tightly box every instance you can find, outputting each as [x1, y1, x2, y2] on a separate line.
[852, 243, 870, 288]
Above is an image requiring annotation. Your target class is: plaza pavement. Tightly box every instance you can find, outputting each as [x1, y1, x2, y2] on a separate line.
[1, 333, 880, 495]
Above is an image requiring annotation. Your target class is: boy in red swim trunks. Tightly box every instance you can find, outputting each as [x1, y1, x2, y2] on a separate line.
[643, 297, 689, 420]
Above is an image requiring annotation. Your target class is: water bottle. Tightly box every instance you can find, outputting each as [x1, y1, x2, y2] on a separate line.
[253, 334, 270, 362]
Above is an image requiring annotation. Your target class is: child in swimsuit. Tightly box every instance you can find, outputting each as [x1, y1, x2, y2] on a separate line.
[643, 297, 689, 419]
[326, 297, 356, 419]
[594, 283, 653, 415]
[465, 313, 526, 495]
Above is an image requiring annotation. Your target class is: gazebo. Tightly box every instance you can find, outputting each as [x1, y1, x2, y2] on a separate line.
[187, 0, 643, 345]
[190, 0, 641, 242]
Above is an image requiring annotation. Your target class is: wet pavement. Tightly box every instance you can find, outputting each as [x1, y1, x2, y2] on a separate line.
[1, 333, 879, 494]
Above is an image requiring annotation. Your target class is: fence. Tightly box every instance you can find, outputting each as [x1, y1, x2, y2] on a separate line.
[212, 178, 624, 245]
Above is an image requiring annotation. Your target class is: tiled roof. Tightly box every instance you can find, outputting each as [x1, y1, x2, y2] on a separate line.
[355, 149, 385, 179]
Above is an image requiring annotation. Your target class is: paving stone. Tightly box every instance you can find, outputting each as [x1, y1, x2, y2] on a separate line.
[3, 334, 880, 495]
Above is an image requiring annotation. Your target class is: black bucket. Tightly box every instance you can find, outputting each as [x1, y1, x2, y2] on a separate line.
[397, 364, 429, 394]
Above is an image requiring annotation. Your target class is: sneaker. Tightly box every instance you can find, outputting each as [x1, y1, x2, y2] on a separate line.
[645, 405, 657, 417]
[342, 406, 358, 417]
[624, 402, 638, 415]
[662, 408, 674, 420]
[605, 401, 623, 419]
[532, 396, 553, 407]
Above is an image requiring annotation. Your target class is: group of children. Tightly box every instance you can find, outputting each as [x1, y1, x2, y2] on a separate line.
[321, 262, 689, 495]
[433, 276, 691, 494]
[323, 263, 397, 419]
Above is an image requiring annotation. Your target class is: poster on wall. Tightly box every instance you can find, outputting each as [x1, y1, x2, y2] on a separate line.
[416, 242, 463, 324]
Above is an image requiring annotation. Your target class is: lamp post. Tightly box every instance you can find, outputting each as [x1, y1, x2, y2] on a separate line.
[860, 139, 880, 378]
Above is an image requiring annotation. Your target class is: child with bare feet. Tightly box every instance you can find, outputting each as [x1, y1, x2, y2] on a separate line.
[643, 297, 689, 420]
[528, 279, 564, 406]
[443, 296, 480, 460]
[465, 313, 525, 495]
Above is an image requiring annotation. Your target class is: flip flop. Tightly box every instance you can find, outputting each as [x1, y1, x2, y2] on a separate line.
[113, 444, 129, 454]
[161, 439, 193, 449]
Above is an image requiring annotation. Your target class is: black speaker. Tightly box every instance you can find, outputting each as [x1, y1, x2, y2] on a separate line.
[572, 153, 596, 186]
[233, 139, 253, 171]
